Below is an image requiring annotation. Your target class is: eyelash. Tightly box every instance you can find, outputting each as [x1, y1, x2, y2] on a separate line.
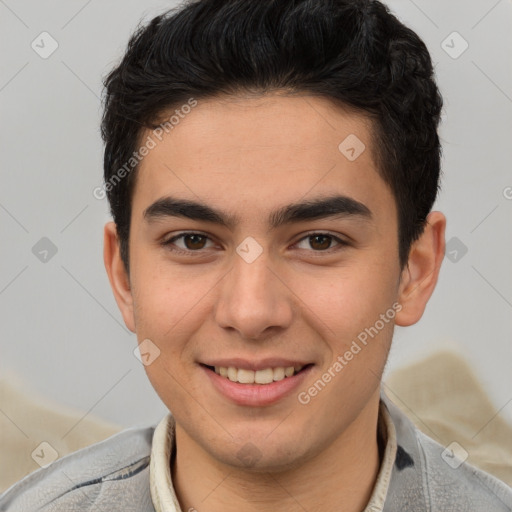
[160, 231, 349, 256]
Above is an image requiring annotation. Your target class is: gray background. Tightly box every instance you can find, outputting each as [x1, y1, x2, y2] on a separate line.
[1, 0, 511, 429]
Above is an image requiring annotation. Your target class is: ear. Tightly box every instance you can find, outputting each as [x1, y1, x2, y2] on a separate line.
[103, 222, 136, 333]
[395, 211, 446, 326]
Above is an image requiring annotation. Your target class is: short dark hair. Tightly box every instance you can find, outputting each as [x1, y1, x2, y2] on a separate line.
[101, 0, 443, 274]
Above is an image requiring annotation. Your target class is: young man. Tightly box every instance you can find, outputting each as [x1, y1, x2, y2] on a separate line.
[1, 0, 511, 510]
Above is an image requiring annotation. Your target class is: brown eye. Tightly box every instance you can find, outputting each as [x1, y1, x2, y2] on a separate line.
[295, 232, 347, 253]
[162, 232, 214, 253]
[182, 234, 207, 250]
[309, 234, 333, 250]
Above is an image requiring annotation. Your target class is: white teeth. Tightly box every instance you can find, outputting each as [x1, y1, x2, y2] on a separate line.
[273, 367, 285, 381]
[237, 369, 254, 384]
[255, 368, 274, 384]
[213, 365, 304, 384]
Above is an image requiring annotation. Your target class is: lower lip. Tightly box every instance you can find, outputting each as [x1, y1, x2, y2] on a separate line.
[202, 365, 313, 407]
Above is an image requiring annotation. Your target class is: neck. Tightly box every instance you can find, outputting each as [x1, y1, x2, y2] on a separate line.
[172, 393, 382, 512]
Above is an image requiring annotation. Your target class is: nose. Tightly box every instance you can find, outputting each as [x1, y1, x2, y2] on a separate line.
[214, 247, 294, 341]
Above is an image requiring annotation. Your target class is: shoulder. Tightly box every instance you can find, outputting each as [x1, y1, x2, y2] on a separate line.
[414, 428, 512, 511]
[0, 424, 157, 512]
[382, 394, 512, 511]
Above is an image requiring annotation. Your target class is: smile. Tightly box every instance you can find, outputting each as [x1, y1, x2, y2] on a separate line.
[201, 362, 313, 406]
[211, 365, 304, 384]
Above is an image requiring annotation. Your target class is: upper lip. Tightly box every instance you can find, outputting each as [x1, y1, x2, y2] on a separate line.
[201, 358, 312, 371]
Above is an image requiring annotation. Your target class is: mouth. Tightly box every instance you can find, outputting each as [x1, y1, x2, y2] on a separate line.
[202, 364, 311, 384]
[200, 362, 314, 406]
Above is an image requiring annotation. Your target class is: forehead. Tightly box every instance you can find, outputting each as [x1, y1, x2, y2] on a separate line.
[132, 93, 395, 228]
[147, 93, 374, 161]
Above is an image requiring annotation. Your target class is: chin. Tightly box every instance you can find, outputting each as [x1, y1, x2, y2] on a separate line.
[207, 433, 316, 475]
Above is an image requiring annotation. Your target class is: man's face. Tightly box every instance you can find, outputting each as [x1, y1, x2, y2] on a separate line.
[119, 94, 404, 470]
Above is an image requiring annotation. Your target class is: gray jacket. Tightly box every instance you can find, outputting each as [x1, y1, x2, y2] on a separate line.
[1, 395, 511, 511]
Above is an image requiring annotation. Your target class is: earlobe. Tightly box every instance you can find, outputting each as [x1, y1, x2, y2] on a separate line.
[103, 222, 136, 333]
[395, 211, 446, 327]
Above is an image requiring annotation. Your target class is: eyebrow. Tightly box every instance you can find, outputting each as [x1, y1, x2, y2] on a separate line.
[143, 194, 372, 230]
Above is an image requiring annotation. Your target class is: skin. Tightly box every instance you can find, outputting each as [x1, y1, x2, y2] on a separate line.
[104, 93, 446, 512]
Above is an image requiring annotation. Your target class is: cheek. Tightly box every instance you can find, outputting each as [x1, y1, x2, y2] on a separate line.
[294, 258, 399, 338]
[130, 265, 217, 387]
[143, 360, 201, 426]
[130, 257, 206, 337]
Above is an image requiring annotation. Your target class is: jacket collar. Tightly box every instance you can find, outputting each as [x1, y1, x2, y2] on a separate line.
[149, 394, 398, 512]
